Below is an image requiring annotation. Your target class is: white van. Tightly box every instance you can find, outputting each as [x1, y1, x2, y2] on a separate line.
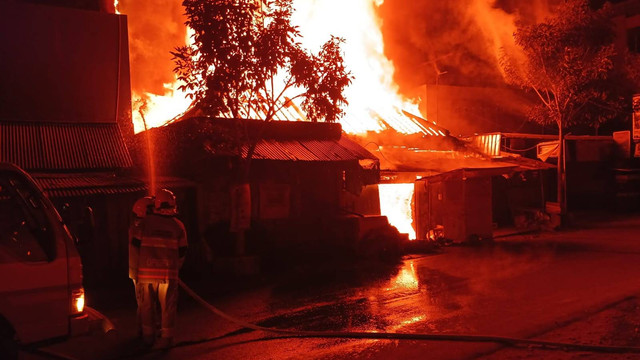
[0, 163, 96, 357]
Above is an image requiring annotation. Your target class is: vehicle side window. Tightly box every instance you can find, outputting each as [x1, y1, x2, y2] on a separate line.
[0, 175, 53, 263]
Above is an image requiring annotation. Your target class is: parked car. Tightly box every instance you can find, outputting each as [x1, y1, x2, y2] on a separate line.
[0, 163, 106, 358]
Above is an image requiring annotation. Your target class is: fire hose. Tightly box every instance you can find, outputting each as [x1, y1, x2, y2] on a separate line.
[28, 280, 640, 360]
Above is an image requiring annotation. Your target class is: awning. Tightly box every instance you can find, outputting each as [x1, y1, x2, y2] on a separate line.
[33, 173, 146, 198]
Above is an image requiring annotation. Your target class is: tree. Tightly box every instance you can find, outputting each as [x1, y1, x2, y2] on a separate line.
[501, 0, 638, 218]
[172, 0, 351, 255]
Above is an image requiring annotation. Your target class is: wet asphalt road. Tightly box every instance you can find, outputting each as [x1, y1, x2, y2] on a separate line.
[36, 216, 640, 359]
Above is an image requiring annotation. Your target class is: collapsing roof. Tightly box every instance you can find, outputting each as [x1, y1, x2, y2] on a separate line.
[347, 112, 553, 179]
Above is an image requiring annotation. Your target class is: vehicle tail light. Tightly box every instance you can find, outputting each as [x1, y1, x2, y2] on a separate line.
[71, 287, 85, 315]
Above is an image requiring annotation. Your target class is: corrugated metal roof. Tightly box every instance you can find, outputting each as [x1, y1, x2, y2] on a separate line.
[1, 122, 132, 171]
[242, 137, 378, 162]
[337, 137, 378, 160]
[33, 173, 146, 198]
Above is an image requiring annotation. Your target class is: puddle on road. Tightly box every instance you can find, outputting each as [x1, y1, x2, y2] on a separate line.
[260, 257, 475, 333]
[261, 246, 562, 335]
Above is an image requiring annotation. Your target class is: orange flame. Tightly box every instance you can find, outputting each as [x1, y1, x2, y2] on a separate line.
[378, 183, 415, 239]
[117, 0, 424, 235]
[291, 0, 422, 134]
[129, 25, 195, 134]
[293, 1, 423, 238]
[114, 1, 193, 133]
[117, 0, 424, 134]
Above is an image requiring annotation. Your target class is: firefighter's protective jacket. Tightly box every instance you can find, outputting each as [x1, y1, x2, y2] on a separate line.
[137, 214, 187, 283]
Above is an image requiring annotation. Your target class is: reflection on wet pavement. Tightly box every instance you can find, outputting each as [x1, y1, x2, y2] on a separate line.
[257, 243, 577, 338]
[253, 254, 478, 336]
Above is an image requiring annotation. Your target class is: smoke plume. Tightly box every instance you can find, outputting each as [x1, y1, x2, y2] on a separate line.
[377, 0, 553, 92]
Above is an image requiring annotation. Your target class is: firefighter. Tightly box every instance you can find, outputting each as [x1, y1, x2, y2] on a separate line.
[129, 196, 154, 338]
[138, 189, 188, 348]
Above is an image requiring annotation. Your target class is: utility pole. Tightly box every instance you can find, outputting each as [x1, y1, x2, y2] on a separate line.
[421, 52, 450, 123]
[434, 65, 447, 124]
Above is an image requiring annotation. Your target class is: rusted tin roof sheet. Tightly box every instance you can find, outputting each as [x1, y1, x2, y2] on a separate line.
[1, 122, 132, 171]
[33, 173, 145, 198]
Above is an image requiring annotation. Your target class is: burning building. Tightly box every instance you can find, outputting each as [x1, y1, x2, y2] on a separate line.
[348, 113, 554, 242]
[115, 0, 558, 246]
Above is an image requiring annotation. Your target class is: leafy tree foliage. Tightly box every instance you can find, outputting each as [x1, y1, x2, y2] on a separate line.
[172, 0, 351, 124]
[502, 0, 632, 128]
[501, 0, 640, 215]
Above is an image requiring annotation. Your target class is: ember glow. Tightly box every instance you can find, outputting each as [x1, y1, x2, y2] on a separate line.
[378, 183, 415, 239]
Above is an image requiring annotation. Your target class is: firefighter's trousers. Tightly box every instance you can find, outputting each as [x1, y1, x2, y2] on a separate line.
[132, 280, 143, 334]
[140, 281, 178, 340]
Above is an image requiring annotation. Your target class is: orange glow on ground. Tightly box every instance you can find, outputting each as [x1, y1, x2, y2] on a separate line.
[393, 262, 419, 290]
[378, 183, 415, 240]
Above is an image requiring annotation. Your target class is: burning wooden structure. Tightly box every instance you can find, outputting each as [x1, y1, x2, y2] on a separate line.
[347, 111, 555, 242]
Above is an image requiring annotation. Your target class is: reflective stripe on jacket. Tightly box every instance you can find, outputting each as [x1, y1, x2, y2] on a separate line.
[128, 219, 142, 280]
[137, 214, 187, 283]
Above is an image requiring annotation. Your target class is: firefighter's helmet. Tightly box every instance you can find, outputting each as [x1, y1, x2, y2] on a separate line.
[154, 189, 177, 215]
[132, 196, 154, 218]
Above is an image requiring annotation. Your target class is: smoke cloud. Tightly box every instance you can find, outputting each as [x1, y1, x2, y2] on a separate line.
[377, 0, 553, 92]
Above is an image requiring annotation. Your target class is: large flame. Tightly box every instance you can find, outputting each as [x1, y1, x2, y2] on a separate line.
[117, 0, 422, 236]
[117, 0, 423, 134]
[131, 76, 193, 134]
[129, 28, 194, 134]
[291, 0, 421, 134]
[114, 1, 193, 133]
[291, 1, 423, 238]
